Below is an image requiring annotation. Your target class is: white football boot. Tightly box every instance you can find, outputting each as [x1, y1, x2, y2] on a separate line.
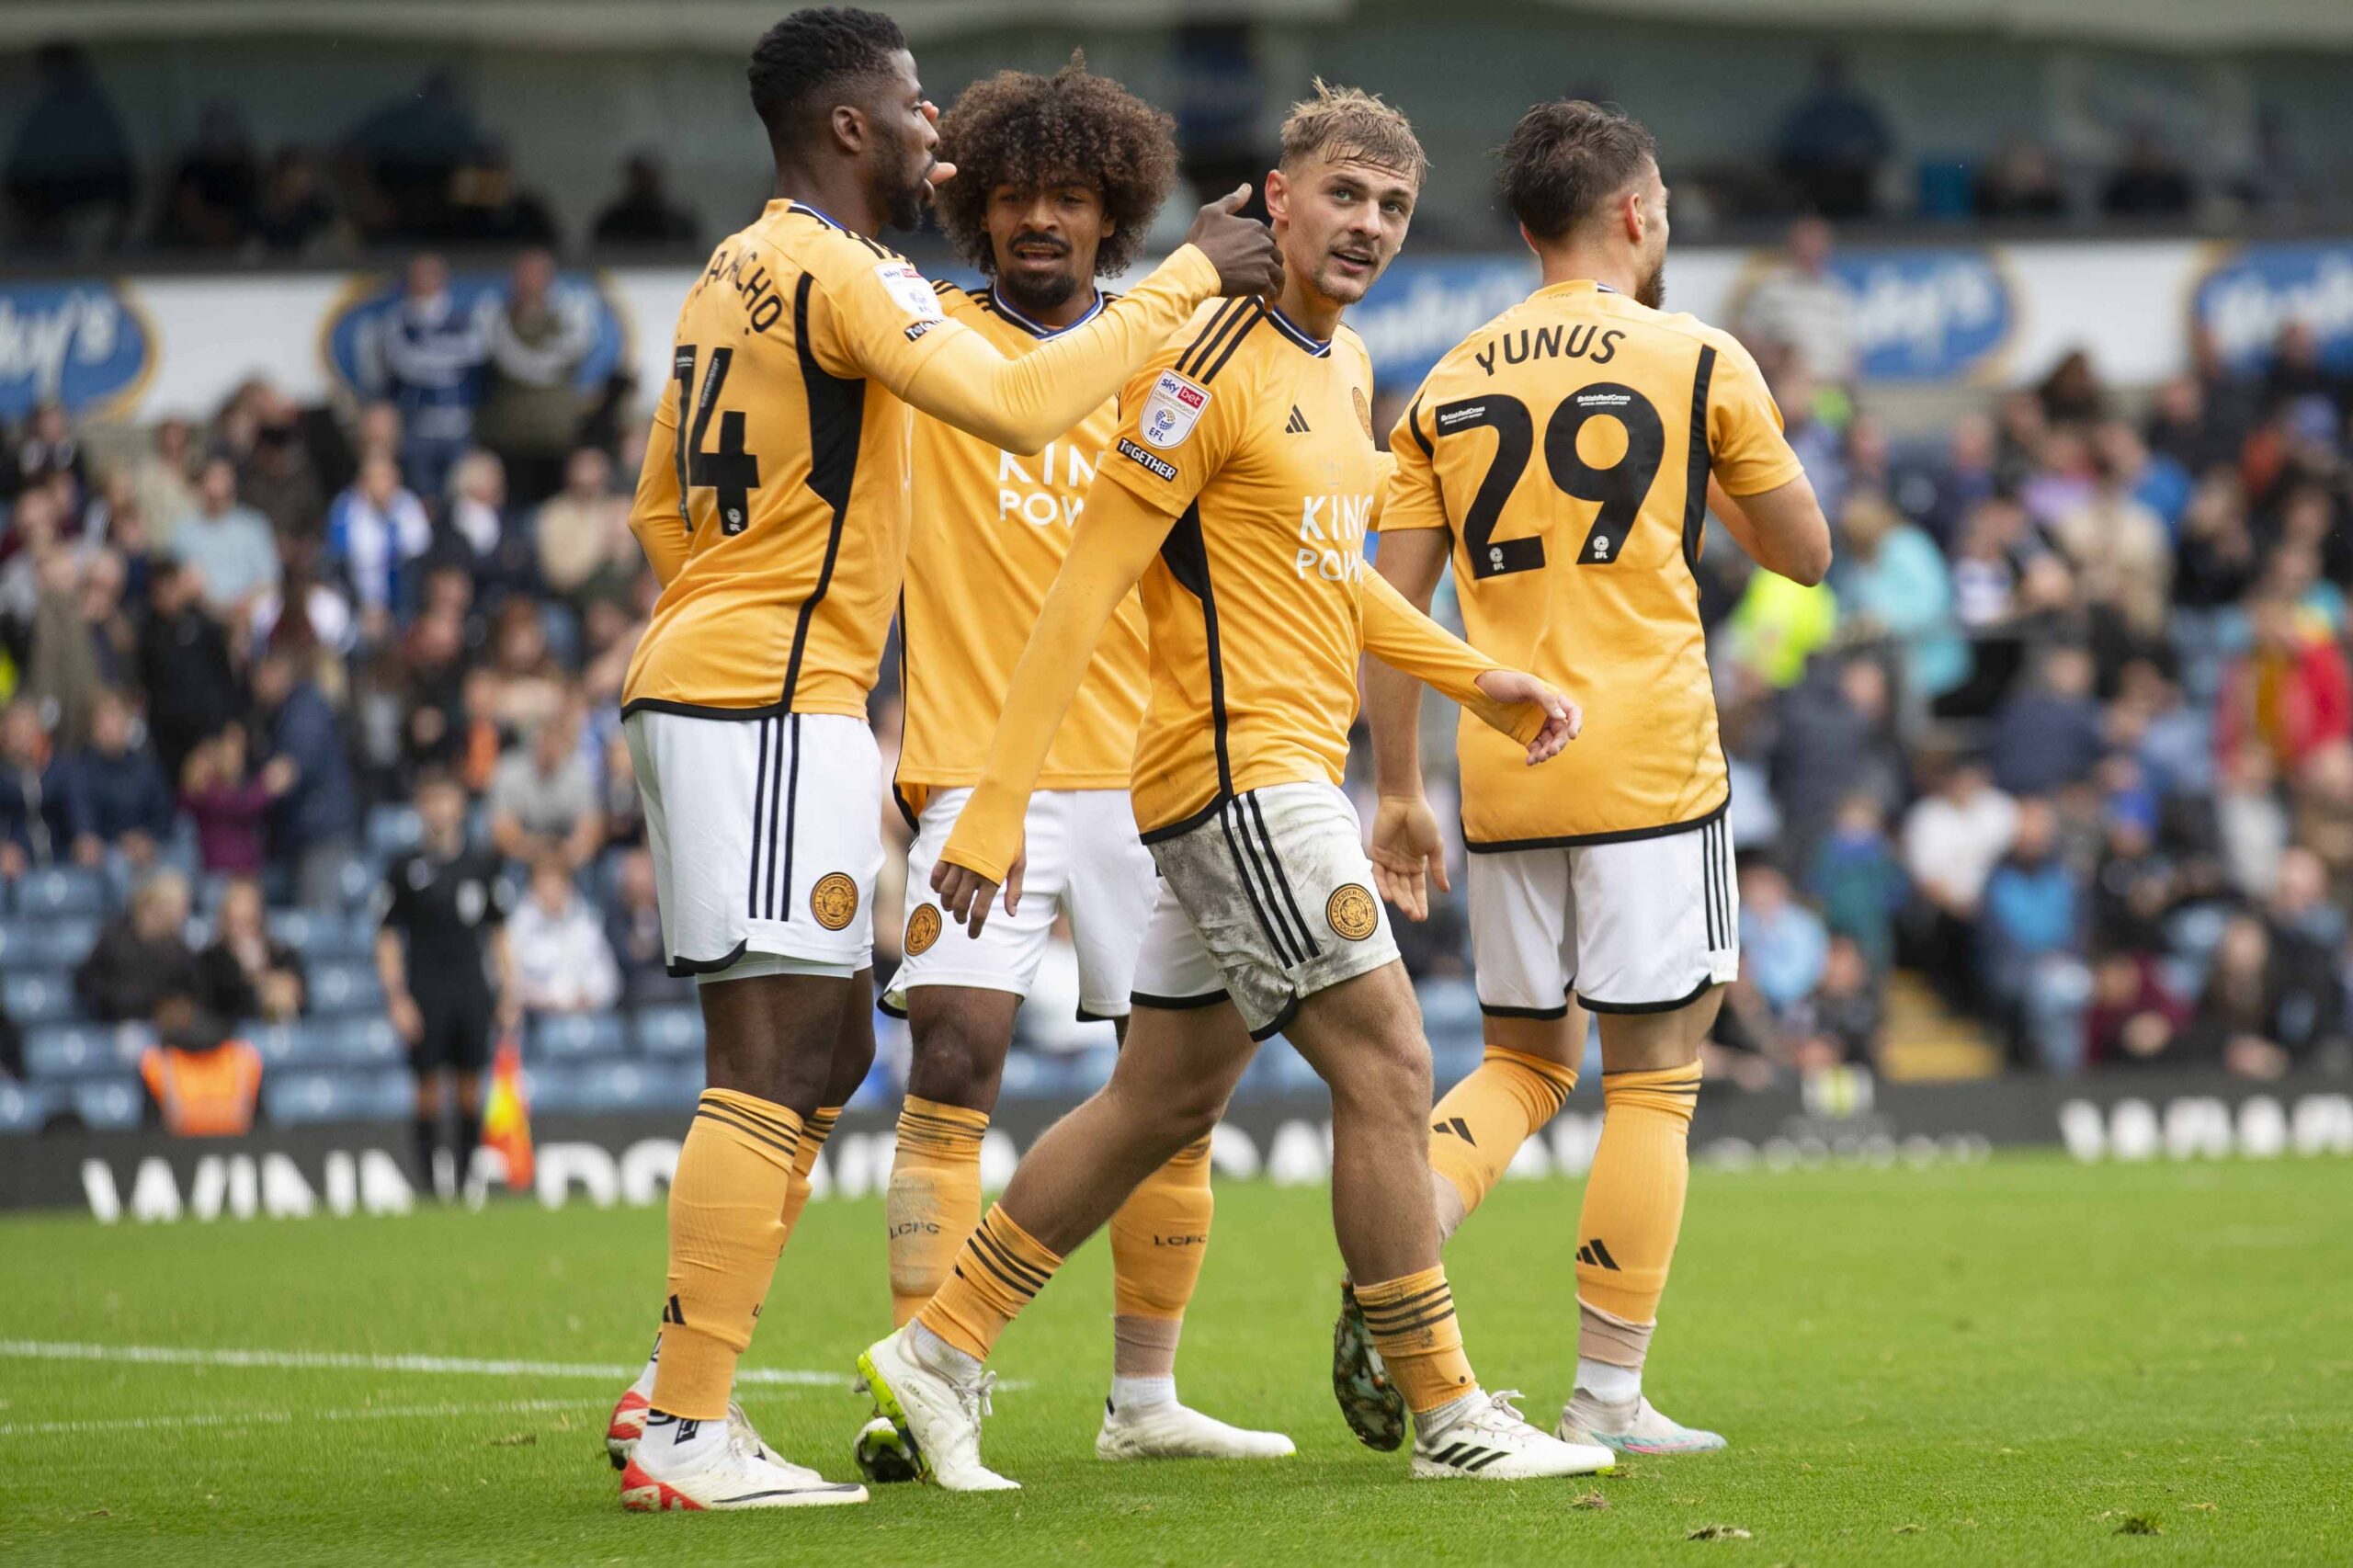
[620, 1415, 867, 1511]
[855, 1327, 1019, 1493]
[1410, 1390, 1617, 1481]
[1559, 1392, 1727, 1456]
[1095, 1396, 1298, 1460]
[605, 1374, 820, 1482]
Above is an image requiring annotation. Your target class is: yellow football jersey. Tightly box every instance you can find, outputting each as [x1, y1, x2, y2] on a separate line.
[1098, 297, 1389, 836]
[895, 283, 1149, 804]
[1381, 279, 1802, 846]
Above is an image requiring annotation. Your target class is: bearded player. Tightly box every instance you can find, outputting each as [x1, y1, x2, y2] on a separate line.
[854, 85, 1616, 1492]
[599, 6, 1279, 1512]
[857, 58, 1293, 1480]
[1345, 98, 1831, 1460]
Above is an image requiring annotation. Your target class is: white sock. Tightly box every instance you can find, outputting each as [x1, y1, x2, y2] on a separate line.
[910, 1320, 983, 1382]
[632, 1334, 662, 1392]
[641, 1408, 724, 1466]
[1414, 1387, 1484, 1441]
[1109, 1375, 1177, 1413]
[1575, 1357, 1641, 1406]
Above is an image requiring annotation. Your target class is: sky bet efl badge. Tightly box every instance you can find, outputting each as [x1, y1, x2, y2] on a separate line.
[1141, 369, 1210, 448]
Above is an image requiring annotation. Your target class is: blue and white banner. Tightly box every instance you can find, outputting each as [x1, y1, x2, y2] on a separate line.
[0, 279, 155, 424]
[321, 268, 629, 399]
[2193, 242, 2353, 372]
[1818, 247, 2016, 383]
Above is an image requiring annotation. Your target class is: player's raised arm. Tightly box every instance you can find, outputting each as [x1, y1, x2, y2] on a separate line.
[839, 189, 1281, 455]
[1701, 337, 1831, 585]
[933, 481, 1176, 926]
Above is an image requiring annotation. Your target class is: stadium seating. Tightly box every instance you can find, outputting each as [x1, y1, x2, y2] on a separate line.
[25, 1022, 152, 1078]
[10, 868, 108, 920]
[529, 1013, 628, 1061]
[0, 916, 99, 971]
[629, 1005, 703, 1058]
[0, 1080, 58, 1134]
[308, 961, 387, 1017]
[70, 1077, 146, 1131]
[264, 1069, 415, 1126]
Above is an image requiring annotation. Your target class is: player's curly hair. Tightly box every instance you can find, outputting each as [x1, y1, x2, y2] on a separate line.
[1498, 100, 1658, 241]
[1279, 80, 1427, 187]
[746, 6, 906, 149]
[933, 54, 1179, 278]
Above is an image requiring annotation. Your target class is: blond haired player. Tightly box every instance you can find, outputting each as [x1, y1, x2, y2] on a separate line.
[601, 7, 1279, 1514]
[1348, 98, 1831, 1459]
[853, 85, 1618, 1492]
[860, 57, 1292, 1479]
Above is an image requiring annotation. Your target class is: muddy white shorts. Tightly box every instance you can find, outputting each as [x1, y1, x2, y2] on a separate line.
[1133, 782, 1399, 1040]
[1467, 810, 1738, 1017]
[888, 786, 1157, 1020]
[623, 709, 881, 979]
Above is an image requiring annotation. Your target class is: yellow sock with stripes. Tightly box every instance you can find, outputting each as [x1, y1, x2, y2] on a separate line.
[650, 1089, 801, 1420]
[1108, 1136, 1213, 1377]
[1427, 1046, 1578, 1240]
[778, 1105, 839, 1244]
[1575, 1061, 1700, 1359]
[886, 1096, 990, 1327]
[1355, 1265, 1477, 1415]
[914, 1203, 1065, 1361]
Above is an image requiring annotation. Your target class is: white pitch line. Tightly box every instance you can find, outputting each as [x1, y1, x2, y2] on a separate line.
[0, 1340, 847, 1387]
[0, 1396, 604, 1438]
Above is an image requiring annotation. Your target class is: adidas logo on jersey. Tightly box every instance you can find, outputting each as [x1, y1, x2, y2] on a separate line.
[1285, 405, 1312, 433]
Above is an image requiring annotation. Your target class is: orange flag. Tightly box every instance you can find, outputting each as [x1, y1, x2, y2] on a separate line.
[480, 1031, 534, 1190]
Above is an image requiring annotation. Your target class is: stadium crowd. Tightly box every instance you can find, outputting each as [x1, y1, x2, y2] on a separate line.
[2, 222, 2350, 1134]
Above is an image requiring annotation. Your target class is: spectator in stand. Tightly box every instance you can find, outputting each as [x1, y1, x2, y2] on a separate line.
[66, 688, 175, 874]
[592, 152, 702, 247]
[129, 417, 199, 551]
[2291, 740, 2353, 907]
[74, 869, 203, 1027]
[1738, 858, 1830, 1028]
[2187, 915, 2293, 1079]
[252, 146, 338, 256]
[338, 70, 481, 242]
[20, 518, 104, 749]
[1830, 491, 1964, 707]
[11, 401, 87, 508]
[180, 725, 293, 878]
[444, 140, 559, 245]
[439, 450, 538, 609]
[1977, 797, 2086, 1069]
[0, 699, 74, 877]
[1725, 565, 1838, 691]
[2262, 846, 2347, 1062]
[1734, 215, 1856, 385]
[195, 875, 306, 1025]
[326, 452, 432, 641]
[1903, 754, 2019, 1007]
[533, 448, 633, 611]
[2217, 594, 2353, 778]
[605, 845, 687, 1007]
[2, 43, 135, 252]
[475, 250, 592, 507]
[233, 390, 328, 550]
[173, 456, 281, 620]
[251, 648, 359, 908]
[487, 701, 603, 872]
[506, 854, 621, 1015]
[359, 253, 483, 499]
[1774, 51, 1892, 219]
[135, 560, 243, 785]
[1991, 643, 2104, 796]
[1772, 654, 1905, 869]
[2100, 126, 2194, 219]
[2086, 949, 2189, 1067]
[1972, 138, 2067, 219]
[152, 102, 258, 252]
[2050, 432, 2173, 643]
[1807, 790, 1909, 973]
[1916, 412, 1999, 549]
[1792, 935, 1882, 1070]
[2143, 374, 2237, 477]
[2036, 350, 2109, 430]
[483, 598, 567, 735]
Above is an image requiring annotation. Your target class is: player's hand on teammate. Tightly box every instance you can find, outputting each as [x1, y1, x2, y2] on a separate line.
[1186, 185, 1284, 299]
[932, 847, 1027, 938]
[922, 101, 959, 187]
[1472, 670, 1581, 764]
[1370, 795, 1450, 922]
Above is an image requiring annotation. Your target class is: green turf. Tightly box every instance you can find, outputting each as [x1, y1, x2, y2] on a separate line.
[3, 1153, 2348, 1565]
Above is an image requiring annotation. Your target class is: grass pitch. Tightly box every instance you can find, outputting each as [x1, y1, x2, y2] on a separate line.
[4, 1153, 2348, 1565]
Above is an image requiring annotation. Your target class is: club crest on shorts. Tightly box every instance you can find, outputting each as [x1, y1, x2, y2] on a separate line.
[1140, 369, 1210, 449]
[1326, 883, 1379, 941]
[810, 872, 860, 931]
[904, 903, 941, 955]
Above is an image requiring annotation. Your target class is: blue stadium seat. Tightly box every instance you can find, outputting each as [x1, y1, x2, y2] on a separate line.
[530, 1012, 627, 1061]
[12, 868, 108, 919]
[308, 961, 387, 1017]
[328, 1017, 405, 1066]
[71, 1076, 146, 1131]
[1415, 977, 1483, 1045]
[334, 853, 379, 911]
[0, 1079, 58, 1134]
[631, 1005, 703, 1058]
[0, 915, 97, 971]
[26, 1023, 153, 1078]
[265, 1069, 414, 1126]
[1430, 1040, 1483, 1092]
[5, 972, 79, 1026]
[367, 804, 423, 859]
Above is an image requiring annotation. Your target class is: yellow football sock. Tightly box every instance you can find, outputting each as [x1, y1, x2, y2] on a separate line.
[887, 1096, 989, 1327]
[1427, 1045, 1578, 1237]
[778, 1105, 839, 1244]
[650, 1089, 801, 1420]
[1355, 1265, 1477, 1415]
[1574, 1061, 1700, 1353]
[915, 1203, 1065, 1361]
[1108, 1136, 1212, 1377]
